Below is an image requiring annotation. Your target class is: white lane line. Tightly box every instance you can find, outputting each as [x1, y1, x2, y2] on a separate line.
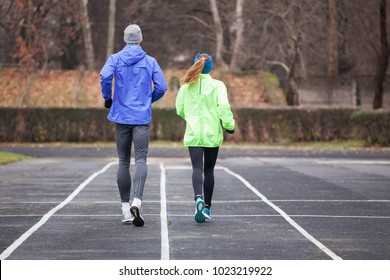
[2, 214, 390, 219]
[289, 215, 390, 219]
[3, 199, 390, 204]
[159, 162, 170, 260]
[0, 161, 116, 260]
[221, 166, 343, 260]
[316, 160, 390, 165]
[165, 165, 224, 170]
[270, 200, 390, 203]
[158, 214, 390, 219]
[0, 202, 62, 204]
[168, 214, 390, 219]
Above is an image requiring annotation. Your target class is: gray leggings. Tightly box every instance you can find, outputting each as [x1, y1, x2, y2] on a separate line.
[115, 123, 150, 202]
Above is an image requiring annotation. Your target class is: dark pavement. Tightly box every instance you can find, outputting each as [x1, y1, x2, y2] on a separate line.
[0, 145, 389, 260]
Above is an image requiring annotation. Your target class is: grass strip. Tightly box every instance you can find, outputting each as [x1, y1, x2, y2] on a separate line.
[0, 151, 32, 165]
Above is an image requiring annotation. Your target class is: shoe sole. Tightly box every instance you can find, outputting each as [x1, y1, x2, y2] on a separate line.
[130, 206, 144, 227]
[202, 211, 211, 220]
[122, 215, 134, 224]
[195, 200, 205, 223]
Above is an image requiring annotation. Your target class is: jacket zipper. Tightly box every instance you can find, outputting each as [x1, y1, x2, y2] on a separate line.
[199, 79, 204, 144]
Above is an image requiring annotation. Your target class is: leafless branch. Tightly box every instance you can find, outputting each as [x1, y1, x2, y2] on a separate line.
[173, 15, 213, 32]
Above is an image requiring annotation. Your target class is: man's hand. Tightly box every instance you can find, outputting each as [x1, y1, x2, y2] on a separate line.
[104, 98, 112, 109]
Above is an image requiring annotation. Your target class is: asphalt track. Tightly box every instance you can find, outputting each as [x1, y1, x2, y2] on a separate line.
[0, 145, 390, 260]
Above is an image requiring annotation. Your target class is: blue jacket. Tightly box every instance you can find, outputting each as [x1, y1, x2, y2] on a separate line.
[100, 44, 168, 124]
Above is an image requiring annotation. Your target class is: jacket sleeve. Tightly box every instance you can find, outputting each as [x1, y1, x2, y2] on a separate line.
[175, 86, 185, 119]
[216, 82, 235, 131]
[100, 55, 115, 100]
[100, 55, 116, 100]
[151, 60, 168, 103]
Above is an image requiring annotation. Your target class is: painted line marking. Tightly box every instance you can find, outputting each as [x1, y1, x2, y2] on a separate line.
[2, 199, 390, 204]
[159, 162, 169, 260]
[166, 214, 390, 219]
[1, 214, 390, 219]
[269, 200, 390, 203]
[0, 161, 116, 260]
[221, 166, 343, 260]
[316, 160, 390, 165]
[121, 214, 388, 219]
[165, 165, 224, 170]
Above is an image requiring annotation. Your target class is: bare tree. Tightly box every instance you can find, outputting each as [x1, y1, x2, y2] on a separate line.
[79, 0, 95, 70]
[230, 0, 245, 72]
[3, 1, 82, 66]
[246, 0, 326, 106]
[0, 1, 14, 31]
[327, 0, 339, 105]
[10, 0, 48, 106]
[328, 0, 339, 76]
[373, 0, 389, 109]
[261, 1, 306, 105]
[209, 0, 228, 70]
[106, 0, 116, 58]
[347, 0, 389, 109]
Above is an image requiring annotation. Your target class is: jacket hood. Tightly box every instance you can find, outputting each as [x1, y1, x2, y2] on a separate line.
[119, 44, 146, 66]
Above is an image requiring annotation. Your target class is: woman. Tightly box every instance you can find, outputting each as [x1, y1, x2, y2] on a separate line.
[175, 52, 235, 223]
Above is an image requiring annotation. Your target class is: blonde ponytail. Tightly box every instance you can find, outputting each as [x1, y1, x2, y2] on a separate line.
[180, 59, 205, 86]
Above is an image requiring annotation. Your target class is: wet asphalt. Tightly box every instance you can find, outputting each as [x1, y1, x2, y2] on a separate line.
[0, 145, 389, 260]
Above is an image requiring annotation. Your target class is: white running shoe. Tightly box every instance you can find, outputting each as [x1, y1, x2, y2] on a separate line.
[122, 211, 134, 224]
[121, 202, 134, 224]
[130, 198, 144, 227]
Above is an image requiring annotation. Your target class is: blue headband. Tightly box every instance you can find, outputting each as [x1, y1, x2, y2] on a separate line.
[194, 52, 213, 74]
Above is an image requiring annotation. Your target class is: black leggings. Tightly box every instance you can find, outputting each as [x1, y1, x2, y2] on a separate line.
[188, 147, 219, 207]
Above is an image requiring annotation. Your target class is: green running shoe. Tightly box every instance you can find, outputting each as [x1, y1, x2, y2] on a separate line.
[194, 197, 206, 223]
[202, 207, 211, 220]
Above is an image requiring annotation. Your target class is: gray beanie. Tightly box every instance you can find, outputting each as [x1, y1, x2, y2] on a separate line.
[124, 24, 143, 44]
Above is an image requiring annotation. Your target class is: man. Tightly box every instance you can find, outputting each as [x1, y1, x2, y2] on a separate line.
[100, 24, 167, 227]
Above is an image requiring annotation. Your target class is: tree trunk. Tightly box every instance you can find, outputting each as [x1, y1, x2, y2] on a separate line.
[327, 0, 339, 105]
[286, 38, 300, 106]
[230, 0, 245, 72]
[26, 0, 32, 48]
[327, 0, 339, 76]
[286, 75, 300, 106]
[106, 0, 116, 59]
[209, 0, 228, 70]
[21, 71, 36, 107]
[75, 65, 85, 107]
[79, 0, 95, 70]
[373, 0, 389, 109]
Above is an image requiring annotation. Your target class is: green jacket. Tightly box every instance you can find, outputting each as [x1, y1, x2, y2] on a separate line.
[175, 74, 235, 147]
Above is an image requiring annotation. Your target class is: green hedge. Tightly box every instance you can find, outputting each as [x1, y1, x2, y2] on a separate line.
[0, 107, 389, 146]
[351, 110, 390, 146]
[0, 108, 185, 142]
[234, 108, 356, 143]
